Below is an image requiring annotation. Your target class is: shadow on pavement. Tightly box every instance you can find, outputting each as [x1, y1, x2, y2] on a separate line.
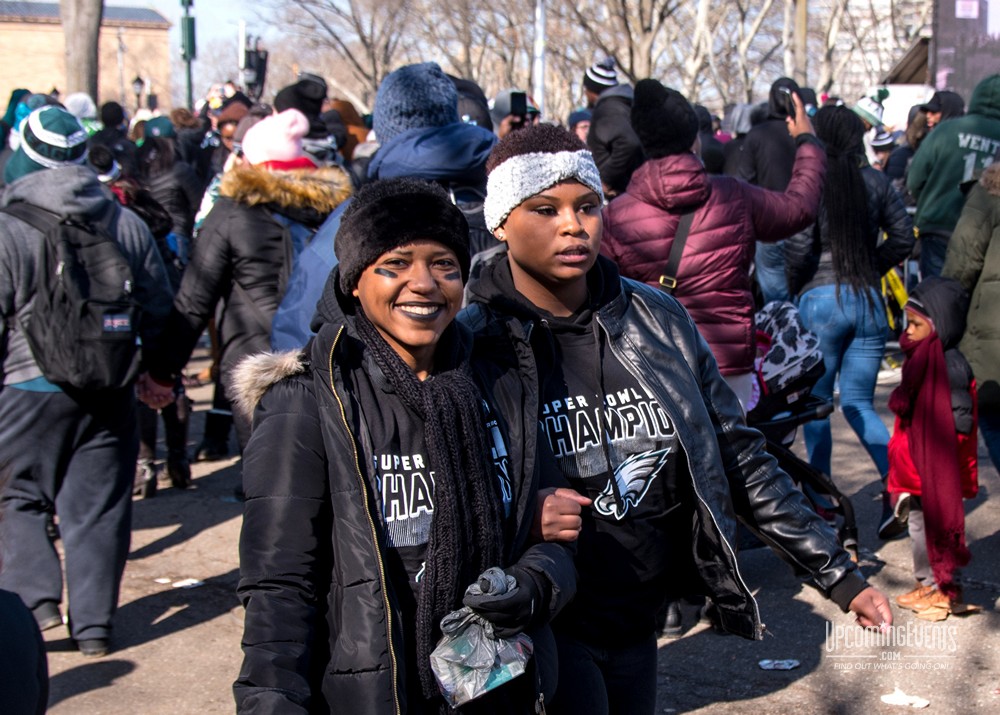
[47, 659, 136, 708]
[111, 568, 240, 650]
[653, 547, 833, 712]
[128, 459, 244, 561]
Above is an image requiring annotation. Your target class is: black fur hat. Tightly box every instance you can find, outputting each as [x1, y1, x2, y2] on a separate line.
[335, 178, 470, 293]
[631, 79, 699, 159]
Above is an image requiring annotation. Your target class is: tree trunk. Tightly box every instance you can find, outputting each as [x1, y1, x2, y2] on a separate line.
[60, 0, 105, 99]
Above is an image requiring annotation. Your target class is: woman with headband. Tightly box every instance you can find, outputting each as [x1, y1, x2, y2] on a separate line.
[462, 123, 893, 714]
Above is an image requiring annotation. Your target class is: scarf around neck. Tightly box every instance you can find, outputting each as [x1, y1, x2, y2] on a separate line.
[353, 309, 505, 701]
[889, 330, 970, 599]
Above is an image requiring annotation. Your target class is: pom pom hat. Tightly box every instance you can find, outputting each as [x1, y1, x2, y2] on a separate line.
[241, 108, 313, 169]
[853, 88, 889, 127]
[483, 123, 604, 232]
[336, 178, 471, 293]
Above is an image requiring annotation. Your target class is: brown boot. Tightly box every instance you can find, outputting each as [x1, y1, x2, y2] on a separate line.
[910, 587, 949, 612]
[896, 583, 935, 610]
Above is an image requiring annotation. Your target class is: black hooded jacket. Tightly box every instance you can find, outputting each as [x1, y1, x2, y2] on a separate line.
[462, 255, 867, 643]
[735, 79, 800, 190]
[231, 267, 576, 714]
[148, 164, 352, 383]
[784, 164, 915, 297]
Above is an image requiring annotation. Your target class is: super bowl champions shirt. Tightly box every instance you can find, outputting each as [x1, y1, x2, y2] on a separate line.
[536, 311, 684, 645]
[350, 353, 513, 605]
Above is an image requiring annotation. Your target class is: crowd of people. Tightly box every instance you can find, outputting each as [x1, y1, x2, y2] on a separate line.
[0, 59, 998, 714]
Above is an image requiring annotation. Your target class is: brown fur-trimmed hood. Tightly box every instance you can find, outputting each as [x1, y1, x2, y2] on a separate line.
[231, 350, 307, 418]
[980, 161, 1000, 197]
[220, 164, 352, 214]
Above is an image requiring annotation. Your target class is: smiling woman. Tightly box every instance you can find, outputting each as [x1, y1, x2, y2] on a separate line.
[231, 177, 576, 713]
[353, 241, 465, 378]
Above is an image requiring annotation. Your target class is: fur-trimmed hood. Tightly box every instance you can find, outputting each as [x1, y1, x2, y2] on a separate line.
[980, 161, 1000, 197]
[231, 350, 307, 418]
[220, 164, 352, 214]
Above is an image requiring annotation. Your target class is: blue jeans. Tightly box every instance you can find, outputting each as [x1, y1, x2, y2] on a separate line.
[918, 231, 949, 279]
[798, 285, 890, 478]
[755, 240, 791, 304]
[548, 631, 658, 715]
[978, 405, 1000, 474]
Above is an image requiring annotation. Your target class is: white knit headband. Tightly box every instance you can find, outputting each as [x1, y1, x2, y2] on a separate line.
[484, 149, 605, 232]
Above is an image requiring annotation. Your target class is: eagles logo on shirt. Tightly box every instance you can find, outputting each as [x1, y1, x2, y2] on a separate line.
[593, 448, 671, 520]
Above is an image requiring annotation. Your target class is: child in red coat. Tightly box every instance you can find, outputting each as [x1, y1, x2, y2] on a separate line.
[887, 277, 979, 619]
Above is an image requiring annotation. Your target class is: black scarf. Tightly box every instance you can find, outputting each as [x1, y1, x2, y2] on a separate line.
[354, 309, 505, 701]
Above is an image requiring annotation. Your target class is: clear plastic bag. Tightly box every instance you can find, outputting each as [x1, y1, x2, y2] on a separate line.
[430, 568, 533, 707]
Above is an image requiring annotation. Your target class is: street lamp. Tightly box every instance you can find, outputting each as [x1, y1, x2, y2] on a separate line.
[132, 76, 144, 112]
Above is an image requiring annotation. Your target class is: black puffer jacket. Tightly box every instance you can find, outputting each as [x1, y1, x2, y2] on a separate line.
[148, 164, 351, 382]
[231, 270, 576, 714]
[143, 159, 204, 240]
[587, 84, 645, 197]
[463, 256, 867, 640]
[785, 166, 915, 296]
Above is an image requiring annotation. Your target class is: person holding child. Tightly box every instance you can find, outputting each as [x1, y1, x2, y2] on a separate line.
[887, 277, 979, 619]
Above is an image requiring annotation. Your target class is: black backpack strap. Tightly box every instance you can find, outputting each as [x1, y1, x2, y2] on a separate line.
[2, 201, 119, 238]
[658, 209, 696, 295]
[0, 202, 60, 232]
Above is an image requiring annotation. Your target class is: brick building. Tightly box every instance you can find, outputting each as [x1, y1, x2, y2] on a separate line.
[0, 1, 170, 113]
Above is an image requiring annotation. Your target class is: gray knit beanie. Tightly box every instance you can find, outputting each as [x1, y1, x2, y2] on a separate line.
[372, 62, 458, 145]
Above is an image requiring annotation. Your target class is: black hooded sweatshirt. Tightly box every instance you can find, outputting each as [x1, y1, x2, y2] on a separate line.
[470, 256, 692, 646]
[734, 79, 800, 191]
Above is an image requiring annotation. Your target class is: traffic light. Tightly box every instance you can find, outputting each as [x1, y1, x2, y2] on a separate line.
[181, 16, 196, 61]
[243, 41, 269, 101]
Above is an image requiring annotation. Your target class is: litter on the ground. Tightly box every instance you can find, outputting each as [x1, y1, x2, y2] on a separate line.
[880, 687, 930, 708]
[172, 578, 205, 589]
[758, 659, 800, 670]
[154, 578, 171, 584]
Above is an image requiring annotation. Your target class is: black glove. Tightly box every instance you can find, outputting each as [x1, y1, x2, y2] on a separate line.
[463, 566, 545, 638]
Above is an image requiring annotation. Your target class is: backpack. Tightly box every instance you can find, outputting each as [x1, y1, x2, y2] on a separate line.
[1, 201, 142, 391]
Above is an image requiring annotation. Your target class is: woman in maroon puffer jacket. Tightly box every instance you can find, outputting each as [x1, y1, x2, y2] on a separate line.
[602, 79, 826, 407]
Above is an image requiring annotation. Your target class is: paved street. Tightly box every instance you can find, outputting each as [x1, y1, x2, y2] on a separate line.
[42, 353, 1000, 714]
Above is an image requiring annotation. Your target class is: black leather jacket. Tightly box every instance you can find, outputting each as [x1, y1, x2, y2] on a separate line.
[463, 256, 867, 640]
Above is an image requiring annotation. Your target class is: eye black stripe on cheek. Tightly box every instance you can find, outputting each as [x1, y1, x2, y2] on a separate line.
[373, 268, 398, 279]
[444, 272, 462, 281]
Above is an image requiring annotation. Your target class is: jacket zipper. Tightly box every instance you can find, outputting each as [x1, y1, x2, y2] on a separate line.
[327, 326, 402, 713]
[594, 314, 766, 639]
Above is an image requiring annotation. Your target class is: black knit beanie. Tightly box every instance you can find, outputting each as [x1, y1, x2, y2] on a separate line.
[335, 177, 471, 293]
[631, 79, 699, 158]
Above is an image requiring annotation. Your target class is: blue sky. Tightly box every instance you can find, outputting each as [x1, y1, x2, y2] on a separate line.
[109, 1, 271, 46]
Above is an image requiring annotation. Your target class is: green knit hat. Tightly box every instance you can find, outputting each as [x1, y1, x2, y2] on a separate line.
[4, 106, 89, 184]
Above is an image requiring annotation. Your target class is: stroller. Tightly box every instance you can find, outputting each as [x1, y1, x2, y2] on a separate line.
[745, 302, 859, 562]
